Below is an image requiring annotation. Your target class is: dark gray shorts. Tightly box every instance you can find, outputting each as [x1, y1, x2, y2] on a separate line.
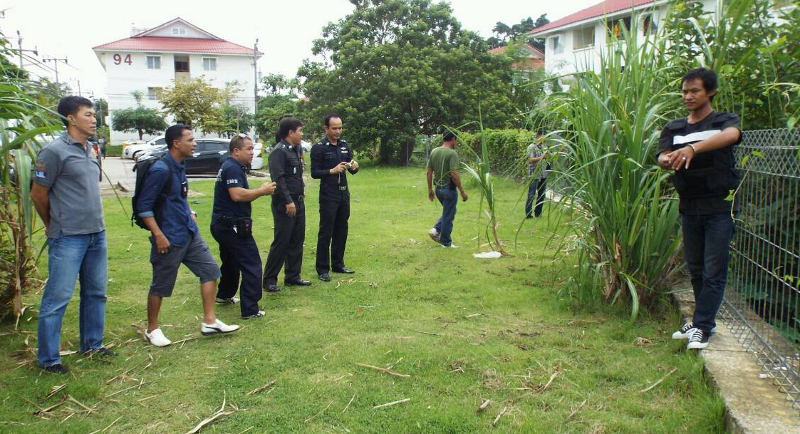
[149, 232, 221, 297]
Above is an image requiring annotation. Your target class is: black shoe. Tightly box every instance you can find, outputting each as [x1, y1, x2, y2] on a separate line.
[319, 273, 331, 282]
[284, 279, 311, 286]
[526, 216, 533, 219]
[42, 363, 69, 374]
[264, 284, 281, 293]
[332, 267, 355, 274]
[83, 347, 116, 358]
[687, 329, 710, 350]
[242, 310, 266, 319]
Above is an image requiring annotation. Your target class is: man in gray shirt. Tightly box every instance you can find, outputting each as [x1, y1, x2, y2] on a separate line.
[525, 129, 549, 218]
[30, 96, 112, 374]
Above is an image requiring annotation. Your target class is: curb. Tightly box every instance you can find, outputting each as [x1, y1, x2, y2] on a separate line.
[674, 289, 800, 433]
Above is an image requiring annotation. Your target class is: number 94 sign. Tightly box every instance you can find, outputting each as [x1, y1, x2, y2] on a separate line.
[113, 54, 132, 65]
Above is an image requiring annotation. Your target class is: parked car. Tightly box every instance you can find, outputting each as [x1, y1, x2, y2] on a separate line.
[251, 142, 264, 170]
[122, 136, 166, 160]
[136, 139, 230, 175]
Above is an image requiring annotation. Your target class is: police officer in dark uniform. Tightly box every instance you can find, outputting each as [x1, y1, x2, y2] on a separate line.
[262, 117, 311, 292]
[211, 134, 275, 318]
[310, 114, 359, 282]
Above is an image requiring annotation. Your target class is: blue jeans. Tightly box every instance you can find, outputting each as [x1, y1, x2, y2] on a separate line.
[681, 214, 734, 333]
[434, 186, 458, 246]
[38, 231, 108, 366]
[526, 177, 546, 218]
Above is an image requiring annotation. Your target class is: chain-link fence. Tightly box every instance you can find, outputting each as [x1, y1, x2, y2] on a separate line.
[722, 128, 800, 413]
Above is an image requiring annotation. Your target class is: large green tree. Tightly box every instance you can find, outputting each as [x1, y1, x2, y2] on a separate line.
[158, 77, 226, 131]
[487, 14, 549, 50]
[111, 91, 168, 140]
[299, 0, 517, 164]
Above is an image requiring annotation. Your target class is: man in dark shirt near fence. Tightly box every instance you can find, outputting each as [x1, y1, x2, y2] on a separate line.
[658, 67, 742, 350]
[211, 134, 276, 319]
[138, 124, 239, 347]
[262, 117, 311, 292]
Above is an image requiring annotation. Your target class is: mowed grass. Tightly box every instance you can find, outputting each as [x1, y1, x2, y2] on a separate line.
[0, 165, 727, 433]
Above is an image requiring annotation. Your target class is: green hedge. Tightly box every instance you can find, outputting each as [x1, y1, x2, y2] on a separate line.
[456, 129, 532, 178]
[105, 145, 123, 157]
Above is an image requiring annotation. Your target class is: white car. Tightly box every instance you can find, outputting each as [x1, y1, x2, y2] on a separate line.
[123, 136, 166, 160]
[251, 142, 264, 170]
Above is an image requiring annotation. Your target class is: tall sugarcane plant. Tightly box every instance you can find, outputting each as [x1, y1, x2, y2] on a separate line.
[0, 52, 61, 321]
[546, 14, 687, 321]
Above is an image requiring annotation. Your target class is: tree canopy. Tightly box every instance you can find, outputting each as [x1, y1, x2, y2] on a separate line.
[299, 0, 517, 164]
[487, 15, 549, 50]
[158, 77, 226, 131]
[111, 91, 167, 139]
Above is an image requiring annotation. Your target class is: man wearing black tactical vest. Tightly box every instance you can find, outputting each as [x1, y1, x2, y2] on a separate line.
[657, 67, 742, 350]
[262, 117, 311, 292]
[211, 134, 276, 319]
[310, 115, 359, 282]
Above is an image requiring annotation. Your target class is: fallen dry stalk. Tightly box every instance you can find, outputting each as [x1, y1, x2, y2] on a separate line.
[67, 395, 95, 414]
[246, 380, 275, 396]
[185, 393, 238, 434]
[304, 400, 334, 423]
[42, 384, 66, 402]
[355, 363, 410, 378]
[342, 394, 356, 414]
[373, 398, 410, 409]
[564, 399, 588, 423]
[492, 406, 508, 426]
[477, 400, 491, 413]
[536, 370, 561, 393]
[640, 368, 678, 393]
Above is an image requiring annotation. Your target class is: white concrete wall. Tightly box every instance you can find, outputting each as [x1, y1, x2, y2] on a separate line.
[99, 50, 256, 144]
[146, 24, 209, 39]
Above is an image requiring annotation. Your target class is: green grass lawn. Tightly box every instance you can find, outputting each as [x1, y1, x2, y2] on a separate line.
[0, 165, 726, 433]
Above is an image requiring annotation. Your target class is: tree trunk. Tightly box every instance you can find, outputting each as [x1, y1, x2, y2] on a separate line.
[138, 129, 144, 140]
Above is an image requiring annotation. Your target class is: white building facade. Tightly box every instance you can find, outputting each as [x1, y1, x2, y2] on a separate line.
[93, 18, 260, 143]
[530, 0, 716, 84]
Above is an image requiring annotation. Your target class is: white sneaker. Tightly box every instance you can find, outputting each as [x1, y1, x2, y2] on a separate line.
[215, 297, 240, 304]
[428, 228, 440, 243]
[672, 322, 717, 339]
[441, 243, 458, 248]
[144, 328, 171, 347]
[200, 319, 240, 336]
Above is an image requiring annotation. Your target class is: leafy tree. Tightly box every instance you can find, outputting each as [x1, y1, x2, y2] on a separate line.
[300, 0, 517, 164]
[93, 98, 108, 127]
[33, 78, 70, 110]
[0, 36, 29, 81]
[489, 15, 549, 50]
[254, 74, 308, 142]
[111, 91, 168, 139]
[158, 77, 225, 130]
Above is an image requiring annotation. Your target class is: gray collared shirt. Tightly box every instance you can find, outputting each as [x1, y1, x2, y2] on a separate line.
[34, 132, 104, 238]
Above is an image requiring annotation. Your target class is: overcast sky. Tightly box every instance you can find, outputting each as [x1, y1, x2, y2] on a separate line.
[1, 0, 598, 99]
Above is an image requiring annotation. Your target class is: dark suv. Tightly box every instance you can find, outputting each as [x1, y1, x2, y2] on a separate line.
[137, 139, 230, 175]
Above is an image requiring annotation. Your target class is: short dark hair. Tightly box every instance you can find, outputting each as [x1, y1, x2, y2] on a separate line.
[443, 132, 456, 142]
[278, 117, 303, 140]
[229, 134, 251, 153]
[681, 67, 718, 101]
[57, 96, 94, 127]
[165, 124, 192, 149]
[324, 114, 342, 127]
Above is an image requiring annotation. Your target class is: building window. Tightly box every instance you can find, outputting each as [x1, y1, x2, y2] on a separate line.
[146, 55, 161, 69]
[573, 26, 595, 50]
[172, 27, 186, 35]
[607, 16, 632, 39]
[147, 87, 163, 100]
[642, 15, 657, 35]
[174, 60, 189, 72]
[203, 58, 217, 71]
[550, 36, 564, 54]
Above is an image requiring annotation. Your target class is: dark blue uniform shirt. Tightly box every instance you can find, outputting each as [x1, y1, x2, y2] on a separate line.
[212, 157, 250, 224]
[310, 137, 358, 195]
[137, 153, 198, 246]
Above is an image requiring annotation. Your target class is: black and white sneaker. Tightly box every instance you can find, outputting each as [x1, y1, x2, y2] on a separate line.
[672, 322, 716, 339]
[242, 310, 265, 319]
[215, 297, 240, 305]
[687, 329, 710, 350]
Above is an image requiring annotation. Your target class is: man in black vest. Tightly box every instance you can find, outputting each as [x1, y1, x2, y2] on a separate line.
[262, 117, 311, 292]
[657, 67, 742, 350]
[310, 115, 359, 282]
[211, 134, 276, 318]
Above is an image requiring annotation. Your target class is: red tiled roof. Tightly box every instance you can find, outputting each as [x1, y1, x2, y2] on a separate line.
[488, 43, 545, 58]
[93, 36, 260, 56]
[531, 0, 661, 35]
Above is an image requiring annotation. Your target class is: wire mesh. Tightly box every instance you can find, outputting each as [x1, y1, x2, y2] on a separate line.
[722, 128, 800, 413]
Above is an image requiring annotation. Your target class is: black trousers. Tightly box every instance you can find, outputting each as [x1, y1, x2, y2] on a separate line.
[263, 198, 305, 285]
[316, 191, 350, 274]
[211, 222, 263, 316]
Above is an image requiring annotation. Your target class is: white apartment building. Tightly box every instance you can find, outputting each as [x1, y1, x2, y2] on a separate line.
[93, 18, 261, 143]
[530, 0, 716, 86]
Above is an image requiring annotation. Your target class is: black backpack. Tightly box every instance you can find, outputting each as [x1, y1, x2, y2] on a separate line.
[131, 156, 173, 229]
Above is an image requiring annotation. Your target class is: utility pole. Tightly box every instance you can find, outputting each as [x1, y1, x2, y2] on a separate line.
[43, 56, 68, 85]
[253, 38, 259, 141]
[16, 30, 38, 71]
